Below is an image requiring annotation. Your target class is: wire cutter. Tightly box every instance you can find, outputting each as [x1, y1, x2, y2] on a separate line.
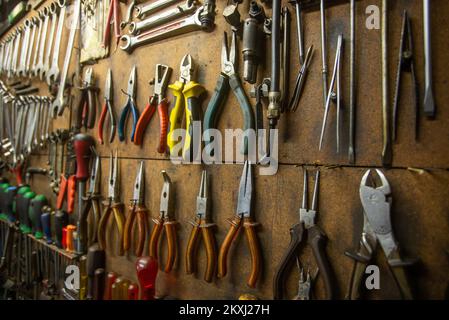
[103, 0, 121, 48]
[123, 161, 149, 257]
[149, 170, 177, 273]
[167, 54, 205, 160]
[97, 150, 125, 256]
[203, 31, 255, 156]
[217, 160, 261, 288]
[185, 170, 217, 283]
[273, 169, 335, 300]
[118, 66, 139, 142]
[75, 67, 98, 130]
[392, 10, 419, 142]
[79, 148, 102, 254]
[134, 64, 172, 153]
[98, 68, 116, 144]
[345, 169, 416, 300]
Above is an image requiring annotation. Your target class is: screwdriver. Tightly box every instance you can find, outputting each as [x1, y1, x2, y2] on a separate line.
[86, 243, 105, 300]
[66, 225, 76, 252]
[54, 210, 68, 248]
[128, 283, 139, 300]
[0, 182, 10, 221]
[136, 257, 158, 300]
[4, 186, 17, 222]
[17, 188, 35, 233]
[104, 271, 118, 300]
[40, 207, 53, 244]
[29, 194, 48, 239]
[79, 255, 87, 300]
[93, 268, 105, 300]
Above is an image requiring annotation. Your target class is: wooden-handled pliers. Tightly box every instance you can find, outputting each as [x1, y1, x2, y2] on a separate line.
[149, 170, 177, 273]
[273, 169, 335, 300]
[123, 161, 149, 257]
[118, 66, 139, 142]
[97, 68, 116, 144]
[185, 170, 217, 283]
[134, 64, 172, 153]
[97, 150, 125, 256]
[218, 160, 261, 288]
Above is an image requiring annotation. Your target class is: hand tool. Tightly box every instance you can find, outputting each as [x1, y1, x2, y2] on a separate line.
[56, 139, 76, 214]
[75, 68, 98, 131]
[29, 194, 48, 239]
[134, 64, 171, 151]
[31, 14, 43, 77]
[73, 133, 95, 253]
[167, 54, 205, 159]
[134, 0, 182, 19]
[34, 6, 50, 78]
[242, 1, 265, 84]
[319, 0, 328, 109]
[290, 1, 304, 65]
[98, 68, 116, 144]
[120, 0, 135, 30]
[11, 28, 22, 76]
[129, 0, 197, 36]
[66, 224, 76, 251]
[273, 169, 335, 300]
[392, 10, 419, 142]
[17, 19, 31, 77]
[25, 17, 38, 76]
[41, 206, 53, 243]
[423, 0, 435, 118]
[267, 0, 282, 136]
[93, 268, 105, 300]
[42, 2, 59, 81]
[86, 243, 105, 300]
[185, 170, 216, 282]
[104, 271, 117, 300]
[52, 0, 81, 117]
[149, 170, 177, 272]
[103, 0, 121, 48]
[120, 3, 215, 52]
[319, 34, 343, 152]
[218, 160, 261, 288]
[123, 161, 149, 257]
[348, 0, 356, 164]
[203, 31, 255, 156]
[97, 150, 125, 255]
[79, 255, 87, 299]
[136, 256, 158, 300]
[128, 282, 139, 300]
[118, 66, 139, 142]
[288, 45, 313, 112]
[16, 186, 35, 233]
[281, 5, 290, 112]
[79, 149, 101, 254]
[293, 263, 318, 300]
[46, 0, 66, 86]
[345, 169, 416, 300]
[54, 210, 67, 248]
[2, 186, 18, 222]
[381, 0, 391, 166]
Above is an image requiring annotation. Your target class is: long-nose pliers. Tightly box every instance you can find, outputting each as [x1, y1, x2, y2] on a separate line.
[203, 31, 254, 155]
[97, 68, 116, 144]
[118, 66, 139, 142]
[345, 169, 416, 300]
[185, 170, 217, 283]
[123, 161, 149, 257]
[97, 150, 125, 256]
[218, 160, 261, 288]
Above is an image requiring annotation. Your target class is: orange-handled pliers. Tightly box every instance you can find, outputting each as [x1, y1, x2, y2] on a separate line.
[97, 69, 116, 144]
[103, 0, 121, 48]
[133, 64, 171, 153]
[149, 170, 177, 273]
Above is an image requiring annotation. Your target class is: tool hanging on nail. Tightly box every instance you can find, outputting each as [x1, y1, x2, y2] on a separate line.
[288, 45, 313, 112]
[423, 0, 435, 119]
[75, 67, 98, 131]
[118, 66, 139, 142]
[381, 0, 391, 166]
[103, 0, 122, 49]
[98, 68, 117, 144]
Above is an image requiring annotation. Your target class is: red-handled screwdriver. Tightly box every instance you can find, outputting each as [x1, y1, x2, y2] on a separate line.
[136, 257, 158, 300]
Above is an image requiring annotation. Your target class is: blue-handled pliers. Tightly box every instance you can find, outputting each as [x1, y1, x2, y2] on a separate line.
[118, 65, 139, 142]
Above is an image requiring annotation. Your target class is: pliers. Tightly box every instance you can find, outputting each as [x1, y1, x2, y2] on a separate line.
[203, 31, 255, 155]
[273, 169, 335, 300]
[149, 170, 177, 273]
[345, 169, 416, 300]
[134, 64, 172, 153]
[103, 0, 121, 48]
[218, 160, 261, 288]
[123, 161, 149, 257]
[118, 66, 139, 142]
[97, 68, 116, 144]
[75, 67, 98, 130]
[97, 150, 125, 256]
[185, 170, 217, 283]
[167, 54, 205, 160]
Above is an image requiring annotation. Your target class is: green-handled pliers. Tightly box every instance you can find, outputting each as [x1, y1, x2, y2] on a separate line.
[203, 31, 255, 155]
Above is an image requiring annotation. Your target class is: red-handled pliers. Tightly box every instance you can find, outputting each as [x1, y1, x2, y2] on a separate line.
[134, 64, 172, 153]
[97, 68, 116, 144]
[103, 0, 121, 48]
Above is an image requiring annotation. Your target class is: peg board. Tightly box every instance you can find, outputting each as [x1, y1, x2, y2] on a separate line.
[2, 0, 449, 299]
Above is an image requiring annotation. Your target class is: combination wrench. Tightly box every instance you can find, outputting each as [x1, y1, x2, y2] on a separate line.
[11, 28, 22, 76]
[35, 6, 50, 79]
[25, 17, 38, 76]
[42, 2, 59, 81]
[17, 19, 31, 77]
[47, 0, 66, 86]
[31, 13, 44, 78]
[423, 0, 435, 118]
[134, 0, 181, 20]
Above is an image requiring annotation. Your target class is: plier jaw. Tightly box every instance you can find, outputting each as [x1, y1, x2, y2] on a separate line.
[87, 147, 101, 196]
[104, 69, 113, 101]
[179, 54, 195, 84]
[236, 160, 252, 218]
[132, 161, 145, 205]
[127, 65, 137, 99]
[221, 31, 236, 77]
[299, 170, 319, 229]
[152, 64, 172, 104]
[196, 170, 208, 221]
[83, 67, 94, 87]
[108, 149, 119, 202]
[159, 170, 173, 220]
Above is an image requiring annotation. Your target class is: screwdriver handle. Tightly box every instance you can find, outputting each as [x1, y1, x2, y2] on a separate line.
[54, 210, 68, 248]
[29, 194, 47, 238]
[4, 186, 18, 222]
[93, 268, 105, 300]
[128, 283, 139, 300]
[87, 243, 105, 300]
[66, 224, 76, 252]
[0, 183, 10, 220]
[16, 186, 33, 232]
[41, 209, 52, 244]
[104, 272, 118, 300]
[136, 257, 158, 300]
[67, 175, 76, 213]
[73, 133, 95, 181]
[79, 255, 88, 300]
[62, 227, 67, 249]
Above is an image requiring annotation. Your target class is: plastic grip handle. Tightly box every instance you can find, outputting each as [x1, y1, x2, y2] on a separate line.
[128, 283, 139, 300]
[135, 206, 148, 257]
[185, 224, 200, 275]
[93, 268, 105, 300]
[87, 90, 96, 129]
[73, 134, 95, 181]
[56, 175, 67, 210]
[123, 206, 137, 252]
[136, 257, 158, 300]
[103, 0, 114, 46]
[41, 211, 52, 243]
[167, 81, 185, 154]
[157, 99, 169, 154]
[203, 74, 229, 142]
[104, 272, 117, 300]
[134, 102, 156, 146]
[218, 215, 241, 279]
[5, 187, 17, 221]
[149, 217, 163, 259]
[118, 102, 140, 142]
[164, 222, 176, 273]
[182, 81, 205, 161]
[67, 175, 76, 213]
[243, 217, 261, 288]
[29, 194, 47, 238]
[201, 226, 217, 283]
[97, 103, 108, 144]
[112, 204, 125, 256]
[54, 210, 68, 248]
[66, 224, 76, 252]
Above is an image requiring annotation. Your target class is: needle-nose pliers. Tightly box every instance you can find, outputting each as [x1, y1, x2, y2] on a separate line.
[123, 161, 149, 257]
[97, 68, 116, 144]
[118, 66, 139, 142]
[185, 170, 217, 283]
[218, 160, 261, 288]
[345, 169, 416, 300]
[203, 31, 255, 155]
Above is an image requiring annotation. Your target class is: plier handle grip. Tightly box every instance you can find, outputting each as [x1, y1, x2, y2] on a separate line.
[98, 68, 116, 144]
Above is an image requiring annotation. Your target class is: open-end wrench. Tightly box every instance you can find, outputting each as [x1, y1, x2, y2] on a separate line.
[134, 0, 181, 20]
[121, 5, 205, 52]
[17, 20, 31, 77]
[42, 2, 59, 81]
[423, 0, 435, 118]
[129, 0, 197, 35]
[52, 0, 80, 117]
[31, 13, 44, 78]
[25, 17, 38, 76]
[11, 28, 22, 76]
[35, 6, 50, 79]
[47, 0, 66, 86]
[121, 0, 136, 30]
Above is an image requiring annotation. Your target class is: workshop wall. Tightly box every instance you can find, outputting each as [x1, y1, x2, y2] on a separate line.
[2, 0, 449, 299]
